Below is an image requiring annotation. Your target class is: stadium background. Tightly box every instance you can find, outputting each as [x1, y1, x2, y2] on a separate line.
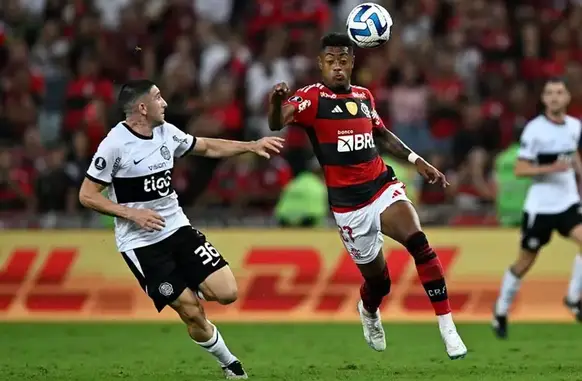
[0, 0, 581, 324]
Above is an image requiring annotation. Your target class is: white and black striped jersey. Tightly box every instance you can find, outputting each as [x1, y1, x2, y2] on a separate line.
[86, 121, 196, 252]
[518, 115, 582, 214]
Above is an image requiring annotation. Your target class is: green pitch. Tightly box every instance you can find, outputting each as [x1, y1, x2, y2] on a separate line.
[1, 322, 581, 380]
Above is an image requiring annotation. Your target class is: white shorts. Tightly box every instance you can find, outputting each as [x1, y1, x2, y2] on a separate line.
[333, 182, 410, 265]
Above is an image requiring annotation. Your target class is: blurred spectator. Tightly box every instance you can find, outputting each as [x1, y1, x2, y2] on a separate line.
[0, 147, 33, 211]
[33, 143, 77, 215]
[389, 62, 431, 156]
[2, 0, 582, 227]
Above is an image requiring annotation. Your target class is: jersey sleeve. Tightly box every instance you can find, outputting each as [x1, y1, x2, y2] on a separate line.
[165, 123, 197, 158]
[518, 122, 538, 161]
[577, 120, 582, 150]
[283, 87, 318, 127]
[367, 89, 386, 130]
[86, 138, 120, 186]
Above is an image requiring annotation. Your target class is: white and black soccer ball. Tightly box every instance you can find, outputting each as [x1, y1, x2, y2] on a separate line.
[346, 2, 393, 49]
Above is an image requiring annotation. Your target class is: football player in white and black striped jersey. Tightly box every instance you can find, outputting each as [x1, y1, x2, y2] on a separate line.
[493, 78, 582, 339]
[80, 79, 283, 379]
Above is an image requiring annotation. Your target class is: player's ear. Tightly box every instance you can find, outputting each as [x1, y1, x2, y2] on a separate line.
[317, 56, 322, 70]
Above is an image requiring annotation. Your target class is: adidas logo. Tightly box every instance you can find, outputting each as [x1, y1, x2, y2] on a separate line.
[332, 105, 343, 113]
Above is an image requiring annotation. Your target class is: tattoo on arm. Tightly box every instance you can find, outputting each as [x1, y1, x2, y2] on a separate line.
[376, 127, 413, 160]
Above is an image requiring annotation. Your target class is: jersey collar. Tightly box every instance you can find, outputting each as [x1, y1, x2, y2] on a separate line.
[322, 83, 352, 94]
[123, 122, 154, 140]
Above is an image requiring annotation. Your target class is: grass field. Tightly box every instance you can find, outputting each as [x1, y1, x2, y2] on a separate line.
[1, 322, 581, 380]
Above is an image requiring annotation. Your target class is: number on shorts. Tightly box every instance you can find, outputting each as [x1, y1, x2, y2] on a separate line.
[338, 225, 355, 243]
[194, 242, 221, 266]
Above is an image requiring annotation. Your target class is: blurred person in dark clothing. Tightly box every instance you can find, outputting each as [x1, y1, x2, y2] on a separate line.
[65, 130, 92, 189]
[449, 101, 498, 206]
[0, 147, 34, 211]
[63, 53, 114, 135]
[34, 143, 77, 214]
[183, 72, 245, 206]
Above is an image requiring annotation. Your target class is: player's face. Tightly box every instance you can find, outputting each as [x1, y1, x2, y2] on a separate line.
[146, 85, 168, 125]
[542, 82, 570, 114]
[318, 47, 354, 90]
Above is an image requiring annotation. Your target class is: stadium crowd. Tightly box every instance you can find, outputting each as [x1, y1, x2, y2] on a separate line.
[1, 0, 582, 227]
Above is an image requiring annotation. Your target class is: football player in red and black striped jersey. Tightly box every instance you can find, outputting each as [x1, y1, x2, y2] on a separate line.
[268, 33, 467, 359]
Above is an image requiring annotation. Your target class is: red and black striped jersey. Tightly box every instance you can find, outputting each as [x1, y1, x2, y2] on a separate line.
[284, 83, 397, 212]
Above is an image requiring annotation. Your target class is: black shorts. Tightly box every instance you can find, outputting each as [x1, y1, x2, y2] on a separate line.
[121, 226, 228, 312]
[521, 203, 582, 252]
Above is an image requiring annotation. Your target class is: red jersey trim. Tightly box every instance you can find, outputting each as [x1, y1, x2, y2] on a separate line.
[330, 180, 401, 213]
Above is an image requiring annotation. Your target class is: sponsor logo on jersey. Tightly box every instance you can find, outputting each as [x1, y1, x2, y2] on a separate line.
[148, 162, 167, 171]
[111, 157, 121, 176]
[345, 102, 358, 116]
[173, 135, 188, 145]
[144, 170, 172, 197]
[337, 132, 375, 152]
[361, 103, 371, 118]
[94, 157, 106, 170]
[298, 99, 311, 113]
[288, 96, 303, 103]
[320, 92, 337, 99]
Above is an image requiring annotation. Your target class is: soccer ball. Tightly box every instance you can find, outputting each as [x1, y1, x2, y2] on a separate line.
[346, 2, 393, 48]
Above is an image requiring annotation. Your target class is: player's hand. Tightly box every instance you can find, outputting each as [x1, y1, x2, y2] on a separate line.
[270, 82, 290, 104]
[415, 158, 450, 187]
[250, 136, 285, 159]
[550, 160, 570, 173]
[127, 208, 166, 232]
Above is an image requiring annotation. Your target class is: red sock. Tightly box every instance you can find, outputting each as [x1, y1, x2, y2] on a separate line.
[360, 265, 391, 314]
[405, 232, 452, 316]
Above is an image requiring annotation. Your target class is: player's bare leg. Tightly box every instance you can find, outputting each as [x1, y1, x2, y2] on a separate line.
[356, 253, 390, 351]
[380, 200, 467, 359]
[493, 249, 538, 338]
[197, 266, 239, 305]
[564, 225, 582, 321]
[170, 288, 247, 379]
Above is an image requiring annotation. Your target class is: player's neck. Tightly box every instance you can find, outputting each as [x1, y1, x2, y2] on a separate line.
[125, 116, 154, 137]
[322, 81, 352, 94]
[544, 112, 566, 125]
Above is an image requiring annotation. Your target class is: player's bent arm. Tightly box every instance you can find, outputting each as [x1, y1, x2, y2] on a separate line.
[268, 103, 295, 131]
[191, 137, 254, 158]
[375, 126, 415, 161]
[573, 152, 582, 178]
[513, 159, 560, 177]
[79, 178, 133, 219]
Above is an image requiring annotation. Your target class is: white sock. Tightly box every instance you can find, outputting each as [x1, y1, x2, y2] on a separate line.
[193, 322, 237, 367]
[196, 290, 206, 301]
[495, 268, 521, 316]
[437, 312, 456, 332]
[566, 254, 582, 303]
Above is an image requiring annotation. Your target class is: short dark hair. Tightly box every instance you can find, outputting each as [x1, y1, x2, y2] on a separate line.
[544, 77, 568, 88]
[117, 79, 156, 114]
[320, 33, 354, 52]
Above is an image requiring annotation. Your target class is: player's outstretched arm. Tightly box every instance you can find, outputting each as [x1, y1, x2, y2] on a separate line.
[376, 126, 449, 187]
[192, 136, 284, 159]
[268, 82, 294, 131]
[514, 158, 569, 177]
[79, 178, 165, 232]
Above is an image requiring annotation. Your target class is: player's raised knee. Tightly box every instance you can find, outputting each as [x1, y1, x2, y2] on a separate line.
[215, 288, 238, 305]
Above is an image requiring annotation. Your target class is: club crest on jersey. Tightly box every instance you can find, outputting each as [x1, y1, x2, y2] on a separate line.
[346, 102, 358, 116]
[160, 145, 171, 160]
[288, 96, 302, 103]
